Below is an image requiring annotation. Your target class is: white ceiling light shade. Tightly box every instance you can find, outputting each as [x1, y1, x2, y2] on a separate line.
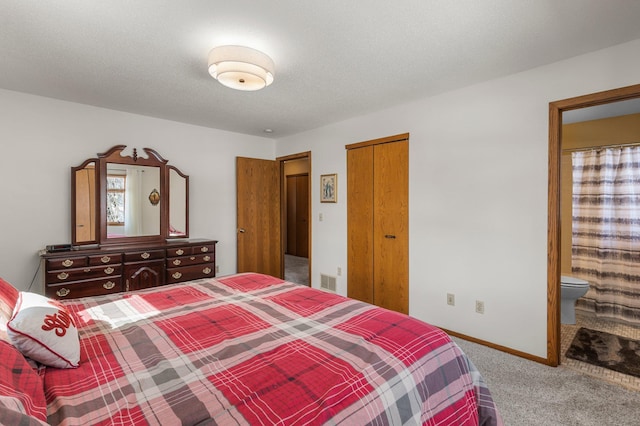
[208, 45, 275, 91]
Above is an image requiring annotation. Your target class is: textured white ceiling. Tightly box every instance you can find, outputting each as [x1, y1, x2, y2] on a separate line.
[2, 1, 640, 137]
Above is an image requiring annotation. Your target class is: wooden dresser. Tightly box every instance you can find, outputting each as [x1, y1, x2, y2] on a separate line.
[42, 239, 217, 300]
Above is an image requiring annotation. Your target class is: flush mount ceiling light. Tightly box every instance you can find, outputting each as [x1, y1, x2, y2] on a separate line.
[208, 45, 275, 91]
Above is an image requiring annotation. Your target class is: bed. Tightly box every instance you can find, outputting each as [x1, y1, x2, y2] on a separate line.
[1, 273, 502, 425]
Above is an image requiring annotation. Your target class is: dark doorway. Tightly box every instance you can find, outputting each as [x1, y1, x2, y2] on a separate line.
[286, 174, 309, 258]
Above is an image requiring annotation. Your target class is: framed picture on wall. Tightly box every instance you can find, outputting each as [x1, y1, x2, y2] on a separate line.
[320, 173, 337, 203]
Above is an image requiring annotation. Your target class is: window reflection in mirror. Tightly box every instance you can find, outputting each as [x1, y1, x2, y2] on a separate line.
[106, 163, 161, 238]
[169, 167, 187, 237]
[107, 174, 126, 225]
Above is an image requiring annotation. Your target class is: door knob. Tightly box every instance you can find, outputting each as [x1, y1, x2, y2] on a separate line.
[238, 228, 246, 233]
[385, 234, 396, 239]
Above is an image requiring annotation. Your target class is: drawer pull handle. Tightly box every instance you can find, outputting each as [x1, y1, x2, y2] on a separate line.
[203, 267, 212, 274]
[101, 256, 111, 263]
[190, 256, 195, 261]
[172, 259, 182, 266]
[176, 249, 184, 256]
[62, 259, 74, 267]
[172, 272, 182, 279]
[56, 288, 70, 297]
[84, 268, 91, 273]
[385, 234, 396, 239]
[200, 247, 209, 253]
[103, 281, 116, 290]
[104, 267, 115, 274]
[140, 252, 150, 259]
[203, 255, 211, 261]
[57, 272, 69, 280]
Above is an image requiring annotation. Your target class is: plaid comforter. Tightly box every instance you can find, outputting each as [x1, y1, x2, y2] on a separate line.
[44, 273, 502, 425]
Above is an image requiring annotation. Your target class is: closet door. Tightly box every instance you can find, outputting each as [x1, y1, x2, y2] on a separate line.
[373, 141, 408, 314]
[347, 146, 374, 304]
[346, 134, 408, 314]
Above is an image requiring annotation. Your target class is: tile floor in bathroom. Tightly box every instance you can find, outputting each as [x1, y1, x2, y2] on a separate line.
[561, 310, 640, 392]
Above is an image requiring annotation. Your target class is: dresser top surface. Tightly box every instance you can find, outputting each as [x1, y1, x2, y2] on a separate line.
[41, 238, 217, 259]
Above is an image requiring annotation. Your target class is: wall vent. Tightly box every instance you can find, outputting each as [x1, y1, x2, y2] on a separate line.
[320, 274, 337, 292]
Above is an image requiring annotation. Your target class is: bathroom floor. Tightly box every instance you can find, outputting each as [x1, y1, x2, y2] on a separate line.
[561, 310, 640, 392]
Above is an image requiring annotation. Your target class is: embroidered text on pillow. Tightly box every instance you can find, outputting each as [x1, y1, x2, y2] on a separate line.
[42, 309, 75, 337]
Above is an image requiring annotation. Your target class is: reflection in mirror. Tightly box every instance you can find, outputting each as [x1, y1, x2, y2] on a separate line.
[169, 167, 188, 237]
[106, 163, 161, 238]
[72, 146, 189, 245]
[74, 162, 96, 243]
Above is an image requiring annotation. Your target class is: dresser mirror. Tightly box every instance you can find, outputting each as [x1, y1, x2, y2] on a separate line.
[72, 160, 97, 244]
[71, 145, 189, 246]
[168, 166, 188, 237]
[105, 163, 161, 239]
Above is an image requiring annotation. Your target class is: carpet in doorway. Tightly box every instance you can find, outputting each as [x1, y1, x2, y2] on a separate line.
[284, 254, 309, 286]
[565, 327, 640, 378]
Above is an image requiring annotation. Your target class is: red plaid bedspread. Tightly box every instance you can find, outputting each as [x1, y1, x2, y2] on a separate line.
[43, 273, 502, 425]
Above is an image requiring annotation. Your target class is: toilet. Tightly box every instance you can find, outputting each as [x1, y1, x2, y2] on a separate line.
[560, 275, 590, 324]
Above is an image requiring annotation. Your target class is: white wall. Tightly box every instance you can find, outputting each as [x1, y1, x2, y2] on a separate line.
[276, 38, 640, 358]
[0, 89, 274, 291]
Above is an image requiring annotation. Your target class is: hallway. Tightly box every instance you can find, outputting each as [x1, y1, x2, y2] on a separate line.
[284, 254, 309, 286]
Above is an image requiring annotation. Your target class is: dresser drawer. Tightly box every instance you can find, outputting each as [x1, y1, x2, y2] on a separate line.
[46, 264, 122, 284]
[46, 256, 88, 270]
[167, 244, 215, 257]
[88, 253, 121, 266]
[124, 249, 165, 263]
[167, 253, 213, 267]
[166, 262, 215, 283]
[46, 277, 123, 300]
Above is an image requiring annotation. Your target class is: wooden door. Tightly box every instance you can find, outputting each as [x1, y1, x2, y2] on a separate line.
[295, 175, 309, 257]
[373, 141, 409, 314]
[347, 146, 375, 304]
[286, 174, 309, 257]
[286, 176, 297, 255]
[236, 157, 282, 278]
[346, 134, 408, 314]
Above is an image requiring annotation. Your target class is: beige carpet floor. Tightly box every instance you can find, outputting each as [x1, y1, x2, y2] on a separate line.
[454, 336, 640, 425]
[284, 254, 309, 286]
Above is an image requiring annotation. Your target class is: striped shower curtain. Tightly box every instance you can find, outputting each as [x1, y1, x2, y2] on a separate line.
[571, 146, 640, 325]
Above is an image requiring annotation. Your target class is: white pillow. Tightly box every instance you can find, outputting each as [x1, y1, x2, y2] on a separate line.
[7, 292, 79, 369]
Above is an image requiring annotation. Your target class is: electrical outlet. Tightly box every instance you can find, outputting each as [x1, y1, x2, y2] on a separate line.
[215, 265, 220, 274]
[447, 293, 455, 306]
[337, 267, 342, 276]
[475, 300, 485, 314]
[319, 213, 324, 221]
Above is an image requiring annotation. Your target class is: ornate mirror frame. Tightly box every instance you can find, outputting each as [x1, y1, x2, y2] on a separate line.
[71, 145, 189, 246]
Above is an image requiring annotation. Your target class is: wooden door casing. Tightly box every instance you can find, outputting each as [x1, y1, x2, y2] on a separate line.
[236, 157, 282, 278]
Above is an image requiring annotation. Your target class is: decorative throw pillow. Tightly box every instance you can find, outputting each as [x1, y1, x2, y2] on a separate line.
[7, 292, 80, 369]
[0, 340, 48, 423]
[0, 277, 19, 343]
